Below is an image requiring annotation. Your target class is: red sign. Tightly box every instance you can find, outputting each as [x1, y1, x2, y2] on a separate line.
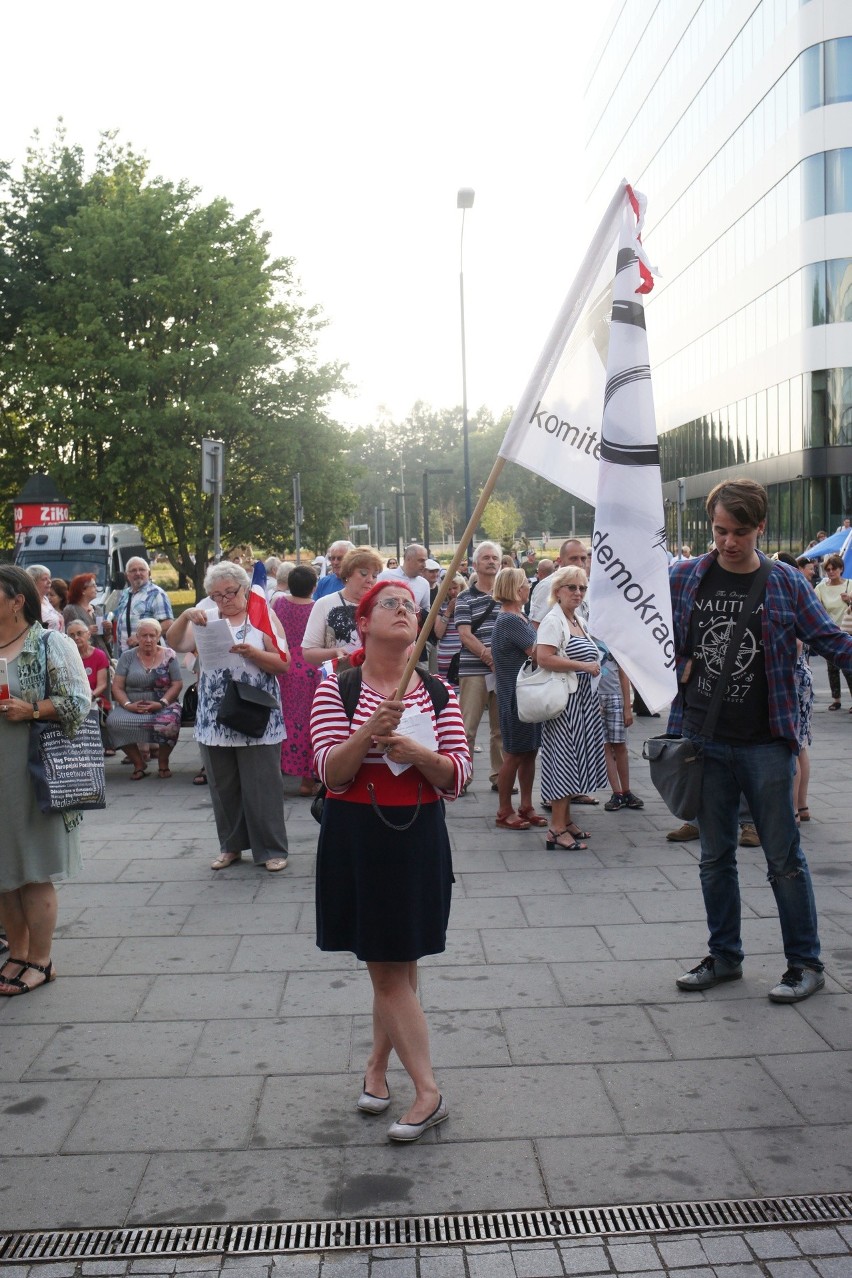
[14, 503, 70, 535]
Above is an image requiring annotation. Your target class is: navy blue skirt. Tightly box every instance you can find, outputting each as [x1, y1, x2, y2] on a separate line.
[316, 797, 453, 962]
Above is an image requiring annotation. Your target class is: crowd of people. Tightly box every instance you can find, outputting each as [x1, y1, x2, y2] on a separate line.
[2, 478, 852, 1146]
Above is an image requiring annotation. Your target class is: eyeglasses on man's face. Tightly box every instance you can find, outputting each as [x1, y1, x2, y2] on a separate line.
[210, 587, 243, 603]
[376, 596, 417, 614]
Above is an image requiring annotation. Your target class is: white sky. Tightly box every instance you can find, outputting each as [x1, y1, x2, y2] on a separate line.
[2, 0, 615, 429]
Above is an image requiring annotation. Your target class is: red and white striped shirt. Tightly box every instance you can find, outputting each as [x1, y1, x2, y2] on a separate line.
[310, 675, 471, 805]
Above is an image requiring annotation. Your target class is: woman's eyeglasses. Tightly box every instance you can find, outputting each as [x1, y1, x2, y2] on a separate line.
[209, 588, 243, 603]
[376, 597, 417, 613]
[564, 584, 588, 592]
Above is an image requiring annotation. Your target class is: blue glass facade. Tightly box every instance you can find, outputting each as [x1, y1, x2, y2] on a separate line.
[585, 0, 852, 552]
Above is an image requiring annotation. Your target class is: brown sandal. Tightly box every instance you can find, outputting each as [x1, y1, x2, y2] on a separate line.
[495, 811, 531, 831]
[517, 806, 548, 827]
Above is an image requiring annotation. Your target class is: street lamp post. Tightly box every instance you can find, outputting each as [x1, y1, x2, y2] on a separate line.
[422, 468, 452, 555]
[457, 187, 475, 567]
[393, 491, 413, 563]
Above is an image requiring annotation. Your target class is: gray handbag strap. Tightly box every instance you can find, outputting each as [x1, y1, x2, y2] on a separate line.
[701, 559, 772, 740]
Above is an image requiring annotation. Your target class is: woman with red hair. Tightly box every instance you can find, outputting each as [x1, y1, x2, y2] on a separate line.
[310, 580, 471, 1142]
[63, 574, 112, 656]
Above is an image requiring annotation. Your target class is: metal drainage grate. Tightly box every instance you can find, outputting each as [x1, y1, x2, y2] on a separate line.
[1, 1193, 850, 1264]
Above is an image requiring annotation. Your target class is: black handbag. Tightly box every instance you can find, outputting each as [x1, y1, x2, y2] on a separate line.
[181, 683, 198, 725]
[642, 561, 772, 820]
[216, 676, 278, 738]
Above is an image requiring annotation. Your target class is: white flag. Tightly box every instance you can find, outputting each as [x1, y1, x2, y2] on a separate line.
[588, 191, 677, 714]
[498, 182, 677, 714]
[498, 183, 627, 504]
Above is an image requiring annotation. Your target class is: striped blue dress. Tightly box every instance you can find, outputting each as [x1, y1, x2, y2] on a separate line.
[539, 632, 608, 803]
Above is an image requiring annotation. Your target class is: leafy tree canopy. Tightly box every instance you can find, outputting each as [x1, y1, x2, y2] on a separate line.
[347, 402, 594, 554]
[0, 125, 355, 590]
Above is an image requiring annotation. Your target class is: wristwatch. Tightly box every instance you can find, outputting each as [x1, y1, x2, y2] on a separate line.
[31, 704, 40, 720]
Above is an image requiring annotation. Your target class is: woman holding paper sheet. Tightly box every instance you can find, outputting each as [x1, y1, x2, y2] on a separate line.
[168, 562, 290, 872]
[310, 580, 470, 1142]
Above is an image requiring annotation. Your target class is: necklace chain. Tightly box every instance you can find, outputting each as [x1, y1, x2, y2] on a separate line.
[0, 627, 28, 651]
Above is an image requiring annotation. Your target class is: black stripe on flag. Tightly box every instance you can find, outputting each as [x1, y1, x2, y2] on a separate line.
[600, 437, 660, 466]
[611, 299, 646, 329]
[615, 247, 637, 275]
[603, 365, 651, 411]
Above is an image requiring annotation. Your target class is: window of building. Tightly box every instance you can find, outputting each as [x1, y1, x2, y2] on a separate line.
[800, 42, 823, 112]
[825, 37, 852, 106]
[826, 260, 852, 324]
[802, 152, 825, 218]
[826, 148, 852, 214]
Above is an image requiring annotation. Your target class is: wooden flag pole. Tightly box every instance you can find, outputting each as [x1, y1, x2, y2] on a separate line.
[393, 455, 507, 698]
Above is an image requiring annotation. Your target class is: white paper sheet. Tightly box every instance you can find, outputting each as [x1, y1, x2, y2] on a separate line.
[384, 706, 438, 775]
[193, 618, 249, 674]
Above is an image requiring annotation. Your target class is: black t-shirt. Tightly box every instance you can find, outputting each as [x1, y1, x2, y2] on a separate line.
[683, 561, 772, 743]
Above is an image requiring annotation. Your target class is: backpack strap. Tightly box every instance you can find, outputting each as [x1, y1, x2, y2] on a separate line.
[336, 664, 449, 722]
[336, 666, 363, 721]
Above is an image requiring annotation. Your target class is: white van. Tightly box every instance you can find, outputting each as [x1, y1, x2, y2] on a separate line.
[15, 522, 149, 606]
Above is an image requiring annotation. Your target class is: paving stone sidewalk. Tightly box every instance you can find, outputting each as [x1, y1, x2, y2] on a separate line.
[1, 666, 850, 1247]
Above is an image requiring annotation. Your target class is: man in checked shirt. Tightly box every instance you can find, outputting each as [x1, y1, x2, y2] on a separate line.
[669, 479, 852, 1004]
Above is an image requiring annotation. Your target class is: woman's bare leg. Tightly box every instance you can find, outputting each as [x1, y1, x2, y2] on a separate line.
[517, 753, 537, 811]
[0, 889, 29, 982]
[0, 882, 57, 990]
[496, 752, 521, 815]
[364, 961, 417, 1097]
[366, 960, 440, 1122]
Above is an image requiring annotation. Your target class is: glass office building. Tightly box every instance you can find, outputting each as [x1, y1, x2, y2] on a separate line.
[584, 0, 852, 552]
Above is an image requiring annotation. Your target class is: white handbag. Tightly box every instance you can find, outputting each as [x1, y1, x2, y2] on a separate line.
[515, 614, 578, 723]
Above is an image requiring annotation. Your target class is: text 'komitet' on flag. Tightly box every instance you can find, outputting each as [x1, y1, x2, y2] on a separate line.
[498, 181, 677, 714]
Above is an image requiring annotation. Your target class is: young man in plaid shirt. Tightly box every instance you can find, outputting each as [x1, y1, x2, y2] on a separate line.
[670, 479, 852, 1003]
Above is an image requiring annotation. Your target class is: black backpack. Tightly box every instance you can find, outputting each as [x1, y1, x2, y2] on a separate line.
[310, 666, 450, 823]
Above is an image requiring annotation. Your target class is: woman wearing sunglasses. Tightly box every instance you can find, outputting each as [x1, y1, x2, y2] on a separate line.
[310, 581, 471, 1141]
[534, 565, 608, 851]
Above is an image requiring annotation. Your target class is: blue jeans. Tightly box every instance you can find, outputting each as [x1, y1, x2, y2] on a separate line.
[687, 735, 822, 971]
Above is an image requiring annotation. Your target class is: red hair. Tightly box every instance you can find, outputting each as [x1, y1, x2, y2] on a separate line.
[68, 573, 96, 605]
[349, 580, 417, 667]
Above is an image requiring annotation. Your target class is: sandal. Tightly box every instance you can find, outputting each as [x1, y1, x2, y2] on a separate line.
[130, 768, 148, 781]
[0, 959, 55, 997]
[798, 806, 810, 822]
[545, 828, 588, 852]
[193, 769, 208, 785]
[211, 852, 242, 870]
[571, 794, 599, 806]
[828, 702, 841, 711]
[157, 767, 172, 779]
[566, 822, 591, 840]
[495, 811, 531, 830]
[517, 806, 548, 828]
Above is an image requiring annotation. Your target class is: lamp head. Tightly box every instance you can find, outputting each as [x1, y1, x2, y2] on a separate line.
[457, 188, 475, 210]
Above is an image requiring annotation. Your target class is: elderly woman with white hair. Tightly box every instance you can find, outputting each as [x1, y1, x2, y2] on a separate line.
[535, 565, 608, 851]
[168, 561, 291, 872]
[26, 565, 64, 631]
[106, 618, 183, 779]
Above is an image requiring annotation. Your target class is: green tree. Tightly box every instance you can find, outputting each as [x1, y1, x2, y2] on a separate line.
[0, 127, 353, 591]
[481, 494, 521, 553]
